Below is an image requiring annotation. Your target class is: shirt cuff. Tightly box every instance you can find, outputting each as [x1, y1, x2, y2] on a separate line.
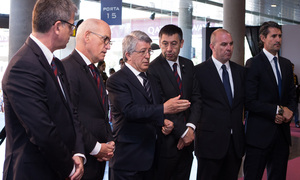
[74, 153, 86, 164]
[90, 142, 102, 156]
[186, 123, 196, 131]
[181, 123, 196, 138]
[69, 165, 76, 177]
[68, 153, 86, 177]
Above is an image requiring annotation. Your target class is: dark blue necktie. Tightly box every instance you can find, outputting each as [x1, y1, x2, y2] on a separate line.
[139, 72, 153, 103]
[222, 64, 232, 106]
[273, 57, 282, 99]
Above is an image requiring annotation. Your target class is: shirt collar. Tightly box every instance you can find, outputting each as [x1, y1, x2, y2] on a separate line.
[263, 48, 278, 63]
[211, 56, 230, 71]
[166, 57, 179, 67]
[75, 49, 92, 65]
[30, 34, 53, 65]
[125, 62, 144, 77]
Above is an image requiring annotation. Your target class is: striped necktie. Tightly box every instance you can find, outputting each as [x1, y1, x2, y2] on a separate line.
[173, 63, 183, 96]
[139, 72, 153, 103]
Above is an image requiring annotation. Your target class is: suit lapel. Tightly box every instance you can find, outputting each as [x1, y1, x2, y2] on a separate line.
[27, 37, 70, 107]
[261, 52, 279, 94]
[159, 54, 181, 95]
[71, 50, 107, 112]
[123, 66, 151, 103]
[179, 57, 189, 99]
[207, 58, 232, 107]
[230, 62, 241, 107]
[278, 56, 288, 98]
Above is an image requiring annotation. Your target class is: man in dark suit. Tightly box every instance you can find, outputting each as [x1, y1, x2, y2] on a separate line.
[148, 24, 201, 180]
[2, 0, 85, 179]
[62, 19, 115, 180]
[106, 30, 191, 180]
[194, 28, 245, 180]
[244, 21, 296, 180]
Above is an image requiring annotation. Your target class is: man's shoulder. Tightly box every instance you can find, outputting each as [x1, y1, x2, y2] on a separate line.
[150, 55, 164, 66]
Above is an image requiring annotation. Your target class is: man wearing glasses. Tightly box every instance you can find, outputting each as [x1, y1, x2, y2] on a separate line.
[106, 30, 190, 180]
[148, 24, 201, 180]
[62, 18, 114, 180]
[2, 0, 85, 179]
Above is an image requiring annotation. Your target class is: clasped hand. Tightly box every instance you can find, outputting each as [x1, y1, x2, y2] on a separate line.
[94, 141, 115, 162]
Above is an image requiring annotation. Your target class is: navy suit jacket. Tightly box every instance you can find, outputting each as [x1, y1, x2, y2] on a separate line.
[2, 37, 85, 180]
[62, 50, 113, 178]
[148, 54, 201, 157]
[245, 51, 296, 148]
[194, 58, 245, 159]
[106, 65, 164, 171]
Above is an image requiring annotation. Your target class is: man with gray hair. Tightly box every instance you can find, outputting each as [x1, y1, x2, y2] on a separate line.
[2, 0, 85, 179]
[62, 18, 115, 180]
[106, 30, 191, 180]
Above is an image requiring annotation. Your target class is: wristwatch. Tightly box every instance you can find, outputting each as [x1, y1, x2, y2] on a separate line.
[278, 106, 284, 115]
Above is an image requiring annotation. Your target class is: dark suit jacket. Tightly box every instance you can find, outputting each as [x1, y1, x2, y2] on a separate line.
[148, 54, 201, 157]
[194, 58, 245, 159]
[106, 65, 164, 171]
[62, 50, 113, 179]
[2, 37, 85, 180]
[245, 51, 296, 148]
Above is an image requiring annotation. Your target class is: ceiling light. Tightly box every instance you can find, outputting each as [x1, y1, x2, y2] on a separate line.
[271, 4, 277, 8]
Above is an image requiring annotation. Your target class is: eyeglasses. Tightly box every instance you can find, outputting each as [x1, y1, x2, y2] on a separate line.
[89, 31, 113, 46]
[133, 49, 154, 56]
[55, 20, 76, 31]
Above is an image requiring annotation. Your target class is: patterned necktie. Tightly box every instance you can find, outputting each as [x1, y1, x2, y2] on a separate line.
[139, 72, 152, 103]
[88, 64, 105, 105]
[222, 64, 233, 106]
[173, 63, 183, 96]
[51, 57, 67, 100]
[273, 57, 282, 99]
[51, 58, 58, 77]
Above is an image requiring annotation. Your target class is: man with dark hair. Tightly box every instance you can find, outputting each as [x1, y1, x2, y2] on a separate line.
[194, 28, 245, 180]
[2, 0, 85, 179]
[107, 30, 190, 180]
[244, 21, 297, 180]
[62, 18, 115, 180]
[148, 24, 201, 180]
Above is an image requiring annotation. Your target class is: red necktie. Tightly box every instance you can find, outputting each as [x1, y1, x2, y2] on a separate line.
[88, 64, 105, 105]
[173, 63, 183, 96]
[51, 58, 58, 77]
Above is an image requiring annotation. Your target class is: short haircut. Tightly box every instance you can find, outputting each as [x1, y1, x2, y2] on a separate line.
[122, 31, 152, 62]
[159, 24, 183, 41]
[210, 28, 231, 45]
[32, 0, 77, 33]
[259, 21, 281, 49]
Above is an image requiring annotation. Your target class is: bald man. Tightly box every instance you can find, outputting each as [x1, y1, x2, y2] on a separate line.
[62, 18, 115, 180]
[194, 29, 245, 180]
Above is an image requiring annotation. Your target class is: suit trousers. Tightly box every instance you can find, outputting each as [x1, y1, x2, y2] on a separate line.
[244, 127, 289, 180]
[109, 167, 154, 180]
[196, 136, 242, 180]
[155, 146, 194, 180]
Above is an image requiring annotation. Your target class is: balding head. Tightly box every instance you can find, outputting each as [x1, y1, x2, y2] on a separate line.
[209, 28, 233, 64]
[75, 18, 111, 64]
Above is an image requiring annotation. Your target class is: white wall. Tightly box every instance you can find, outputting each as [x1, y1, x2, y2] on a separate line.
[282, 25, 300, 77]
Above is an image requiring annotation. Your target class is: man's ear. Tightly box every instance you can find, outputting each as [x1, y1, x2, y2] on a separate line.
[53, 21, 62, 35]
